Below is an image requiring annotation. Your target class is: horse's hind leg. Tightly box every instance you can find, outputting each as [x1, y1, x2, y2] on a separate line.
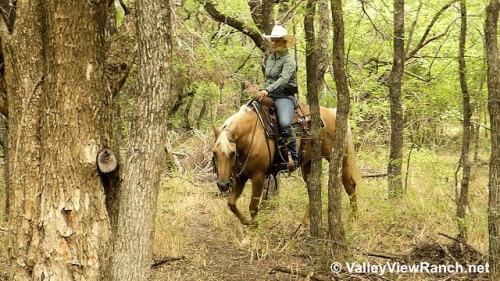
[228, 177, 251, 225]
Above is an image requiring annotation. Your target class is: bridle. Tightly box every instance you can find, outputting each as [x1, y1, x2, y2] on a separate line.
[212, 136, 237, 190]
[212, 115, 259, 182]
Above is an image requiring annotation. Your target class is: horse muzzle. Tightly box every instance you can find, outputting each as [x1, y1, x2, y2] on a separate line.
[216, 178, 232, 193]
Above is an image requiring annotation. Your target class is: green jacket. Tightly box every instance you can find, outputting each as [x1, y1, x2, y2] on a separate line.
[263, 50, 297, 95]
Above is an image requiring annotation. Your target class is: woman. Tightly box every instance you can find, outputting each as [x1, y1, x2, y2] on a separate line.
[256, 25, 298, 171]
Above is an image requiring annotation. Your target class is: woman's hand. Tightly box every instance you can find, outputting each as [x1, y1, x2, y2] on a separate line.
[257, 89, 268, 101]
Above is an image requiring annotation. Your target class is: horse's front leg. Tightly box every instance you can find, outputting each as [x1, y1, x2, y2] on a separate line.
[238, 174, 266, 249]
[228, 177, 251, 225]
[249, 174, 265, 223]
[342, 164, 358, 218]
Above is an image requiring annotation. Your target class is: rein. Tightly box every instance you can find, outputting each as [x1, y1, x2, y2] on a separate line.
[234, 112, 259, 177]
[212, 109, 261, 181]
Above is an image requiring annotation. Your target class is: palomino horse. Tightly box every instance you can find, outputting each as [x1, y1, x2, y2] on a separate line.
[212, 103, 362, 226]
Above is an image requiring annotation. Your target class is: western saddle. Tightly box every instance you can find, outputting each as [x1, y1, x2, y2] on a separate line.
[250, 97, 314, 175]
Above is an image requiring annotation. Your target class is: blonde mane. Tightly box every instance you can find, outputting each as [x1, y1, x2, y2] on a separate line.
[214, 105, 253, 157]
[214, 130, 234, 157]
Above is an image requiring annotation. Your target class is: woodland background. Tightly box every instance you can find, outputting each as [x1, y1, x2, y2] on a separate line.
[0, 0, 499, 280]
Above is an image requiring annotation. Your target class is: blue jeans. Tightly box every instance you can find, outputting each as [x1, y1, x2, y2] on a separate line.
[269, 95, 298, 164]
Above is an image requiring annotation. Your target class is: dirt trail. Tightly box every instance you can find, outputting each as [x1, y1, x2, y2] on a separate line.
[151, 195, 321, 281]
[151, 179, 489, 281]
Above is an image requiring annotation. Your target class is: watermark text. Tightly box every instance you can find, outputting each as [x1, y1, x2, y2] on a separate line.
[330, 261, 489, 275]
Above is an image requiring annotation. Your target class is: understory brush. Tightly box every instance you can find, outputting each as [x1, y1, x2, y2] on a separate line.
[153, 130, 489, 279]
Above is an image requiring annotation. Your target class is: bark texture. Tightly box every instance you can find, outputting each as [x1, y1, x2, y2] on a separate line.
[329, 0, 348, 261]
[456, 0, 471, 243]
[485, 0, 500, 279]
[110, 0, 172, 279]
[387, 0, 405, 198]
[304, 0, 326, 237]
[5, 1, 113, 280]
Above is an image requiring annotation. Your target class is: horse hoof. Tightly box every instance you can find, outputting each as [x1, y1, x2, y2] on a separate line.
[290, 223, 309, 239]
[298, 223, 309, 232]
[239, 235, 251, 249]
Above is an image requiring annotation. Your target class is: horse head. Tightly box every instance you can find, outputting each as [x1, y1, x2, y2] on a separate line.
[212, 125, 238, 193]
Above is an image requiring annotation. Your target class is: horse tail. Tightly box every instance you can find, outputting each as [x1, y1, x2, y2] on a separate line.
[345, 123, 364, 188]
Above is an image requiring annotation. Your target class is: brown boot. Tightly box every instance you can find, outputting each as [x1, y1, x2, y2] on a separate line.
[286, 151, 299, 172]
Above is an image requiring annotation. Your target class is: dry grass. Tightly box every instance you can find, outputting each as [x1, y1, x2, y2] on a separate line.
[0, 132, 490, 280]
[152, 132, 489, 280]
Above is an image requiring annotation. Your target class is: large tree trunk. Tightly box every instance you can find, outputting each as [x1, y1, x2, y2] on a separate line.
[110, 0, 172, 280]
[4, 2, 44, 278]
[329, 0, 348, 261]
[456, 0, 471, 243]
[0, 116, 8, 220]
[387, 0, 405, 198]
[304, 0, 329, 237]
[5, 1, 113, 280]
[485, 0, 500, 279]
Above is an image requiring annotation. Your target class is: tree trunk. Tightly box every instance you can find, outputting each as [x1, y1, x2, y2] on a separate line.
[485, 0, 500, 279]
[248, 0, 274, 34]
[110, 0, 172, 280]
[105, 12, 137, 99]
[5, 1, 113, 279]
[0, 116, 8, 220]
[304, 0, 329, 237]
[104, 10, 138, 233]
[329, 0, 348, 261]
[0, 49, 7, 220]
[4, 5, 44, 277]
[183, 91, 194, 130]
[456, 0, 471, 243]
[473, 123, 480, 163]
[196, 98, 208, 129]
[388, 0, 405, 198]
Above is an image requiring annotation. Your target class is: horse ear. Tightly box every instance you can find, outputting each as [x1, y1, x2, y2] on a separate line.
[212, 124, 220, 138]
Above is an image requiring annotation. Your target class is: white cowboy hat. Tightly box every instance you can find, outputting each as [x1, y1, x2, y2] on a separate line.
[263, 25, 297, 47]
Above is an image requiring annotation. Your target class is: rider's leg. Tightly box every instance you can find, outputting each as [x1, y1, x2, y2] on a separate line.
[274, 97, 298, 167]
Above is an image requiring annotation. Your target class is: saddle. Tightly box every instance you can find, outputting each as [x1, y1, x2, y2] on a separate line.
[251, 98, 316, 175]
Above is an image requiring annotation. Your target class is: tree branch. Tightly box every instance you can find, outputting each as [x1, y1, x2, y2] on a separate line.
[405, 1, 423, 54]
[201, 1, 267, 53]
[272, 266, 330, 281]
[406, 0, 457, 59]
[360, 0, 389, 40]
[151, 256, 185, 268]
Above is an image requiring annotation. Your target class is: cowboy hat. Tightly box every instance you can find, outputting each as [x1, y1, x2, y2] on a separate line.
[263, 25, 297, 47]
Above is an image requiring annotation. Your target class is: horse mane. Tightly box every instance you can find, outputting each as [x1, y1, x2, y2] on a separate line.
[215, 105, 254, 157]
[214, 130, 234, 157]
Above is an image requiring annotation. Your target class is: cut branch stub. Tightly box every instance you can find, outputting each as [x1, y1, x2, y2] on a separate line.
[97, 148, 118, 173]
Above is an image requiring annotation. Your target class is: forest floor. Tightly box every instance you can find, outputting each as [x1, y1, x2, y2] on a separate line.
[150, 168, 489, 281]
[0, 145, 492, 281]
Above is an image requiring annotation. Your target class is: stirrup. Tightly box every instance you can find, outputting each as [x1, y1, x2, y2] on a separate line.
[286, 152, 297, 172]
